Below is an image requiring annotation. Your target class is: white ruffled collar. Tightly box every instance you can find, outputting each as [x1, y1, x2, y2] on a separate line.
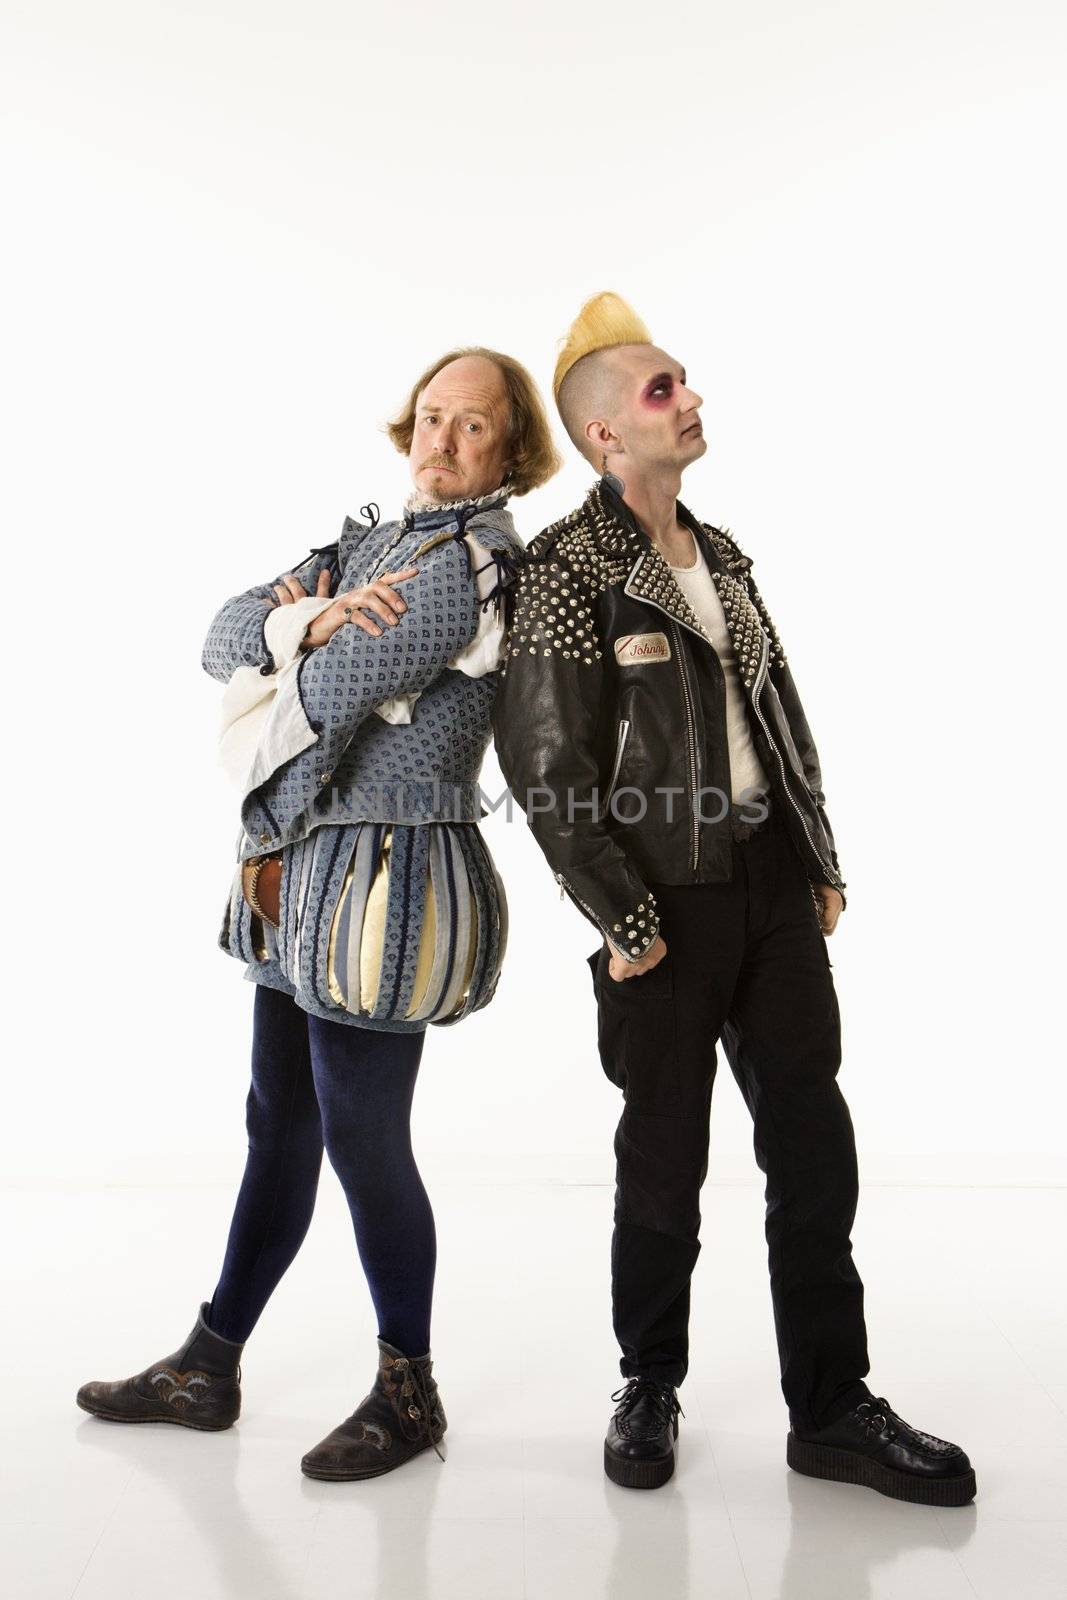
[402, 481, 512, 515]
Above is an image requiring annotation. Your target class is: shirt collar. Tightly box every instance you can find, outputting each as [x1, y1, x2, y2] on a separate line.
[400, 482, 513, 532]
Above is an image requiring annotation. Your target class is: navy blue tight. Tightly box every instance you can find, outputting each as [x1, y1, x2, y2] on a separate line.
[206, 983, 435, 1354]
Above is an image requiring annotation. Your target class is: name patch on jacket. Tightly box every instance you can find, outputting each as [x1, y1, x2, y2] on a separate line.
[614, 631, 672, 666]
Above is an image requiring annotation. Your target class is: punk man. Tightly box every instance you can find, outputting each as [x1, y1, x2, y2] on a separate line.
[492, 292, 975, 1504]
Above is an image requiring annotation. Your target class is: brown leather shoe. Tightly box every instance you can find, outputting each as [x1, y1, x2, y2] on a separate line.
[76, 1302, 244, 1431]
[301, 1340, 447, 1480]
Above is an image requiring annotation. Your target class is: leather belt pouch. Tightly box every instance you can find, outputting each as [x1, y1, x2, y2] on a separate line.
[241, 853, 282, 929]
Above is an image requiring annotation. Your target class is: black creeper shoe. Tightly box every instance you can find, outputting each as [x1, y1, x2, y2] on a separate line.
[604, 1376, 683, 1490]
[787, 1392, 976, 1506]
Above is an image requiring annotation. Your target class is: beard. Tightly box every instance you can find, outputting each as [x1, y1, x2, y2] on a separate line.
[406, 463, 462, 510]
[425, 475, 457, 501]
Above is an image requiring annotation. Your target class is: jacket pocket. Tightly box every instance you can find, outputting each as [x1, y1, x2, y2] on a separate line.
[602, 718, 631, 814]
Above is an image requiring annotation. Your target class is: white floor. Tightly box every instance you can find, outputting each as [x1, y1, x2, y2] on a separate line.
[5, 1170, 1065, 1599]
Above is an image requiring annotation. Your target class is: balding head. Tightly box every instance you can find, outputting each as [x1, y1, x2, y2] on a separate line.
[387, 345, 561, 498]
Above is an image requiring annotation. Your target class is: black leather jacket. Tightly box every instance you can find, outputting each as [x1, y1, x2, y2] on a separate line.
[491, 474, 846, 962]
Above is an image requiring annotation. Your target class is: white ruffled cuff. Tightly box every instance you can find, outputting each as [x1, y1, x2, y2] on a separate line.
[263, 594, 334, 670]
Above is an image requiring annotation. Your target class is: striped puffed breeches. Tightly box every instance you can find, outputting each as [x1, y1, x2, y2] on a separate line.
[219, 820, 508, 1033]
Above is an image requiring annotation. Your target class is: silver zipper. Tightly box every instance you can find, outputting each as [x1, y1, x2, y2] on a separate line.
[603, 718, 631, 813]
[671, 623, 701, 872]
[555, 869, 607, 931]
[750, 635, 843, 888]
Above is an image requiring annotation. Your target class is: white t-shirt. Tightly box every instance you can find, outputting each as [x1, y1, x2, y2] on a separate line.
[668, 538, 770, 805]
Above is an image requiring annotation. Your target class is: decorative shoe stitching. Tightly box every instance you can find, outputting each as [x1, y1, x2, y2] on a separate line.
[610, 1377, 683, 1441]
[856, 1397, 961, 1458]
[354, 1420, 391, 1452]
[148, 1367, 214, 1406]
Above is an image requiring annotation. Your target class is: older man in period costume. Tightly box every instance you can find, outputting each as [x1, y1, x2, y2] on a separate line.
[78, 349, 560, 1484]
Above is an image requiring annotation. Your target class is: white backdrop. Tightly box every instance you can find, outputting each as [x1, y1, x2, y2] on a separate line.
[2, 0, 1063, 1189]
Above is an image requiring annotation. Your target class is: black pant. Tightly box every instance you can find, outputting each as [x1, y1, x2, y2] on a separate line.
[586, 808, 872, 1433]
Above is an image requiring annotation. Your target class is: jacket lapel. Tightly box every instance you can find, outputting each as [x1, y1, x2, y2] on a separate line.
[622, 540, 712, 646]
[587, 477, 717, 647]
[585, 477, 777, 691]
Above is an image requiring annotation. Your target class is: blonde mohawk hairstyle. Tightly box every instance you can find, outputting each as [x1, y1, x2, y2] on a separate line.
[552, 291, 653, 404]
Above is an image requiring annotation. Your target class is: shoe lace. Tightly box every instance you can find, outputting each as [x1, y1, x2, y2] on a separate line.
[392, 1356, 446, 1462]
[610, 1377, 684, 1434]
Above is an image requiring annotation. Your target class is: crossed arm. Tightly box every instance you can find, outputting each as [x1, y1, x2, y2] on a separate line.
[201, 548, 339, 684]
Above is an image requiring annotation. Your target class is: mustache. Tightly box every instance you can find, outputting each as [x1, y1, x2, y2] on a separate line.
[420, 454, 458, 470]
